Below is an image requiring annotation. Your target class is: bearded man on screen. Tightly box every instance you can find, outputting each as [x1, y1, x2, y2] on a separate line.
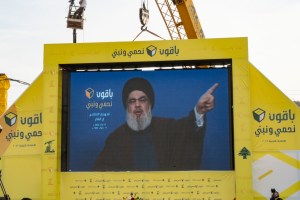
[94, 77, 218, 171]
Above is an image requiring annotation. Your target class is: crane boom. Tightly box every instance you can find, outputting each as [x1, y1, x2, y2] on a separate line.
[154, 0, 205, 39]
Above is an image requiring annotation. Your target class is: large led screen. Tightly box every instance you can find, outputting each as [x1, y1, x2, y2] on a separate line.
[65, 68, 233, 172]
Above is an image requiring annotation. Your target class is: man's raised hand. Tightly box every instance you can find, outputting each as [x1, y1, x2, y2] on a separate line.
[196, 83, 219, 114]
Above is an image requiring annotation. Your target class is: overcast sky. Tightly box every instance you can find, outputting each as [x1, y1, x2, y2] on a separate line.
[1, 0, 300, 107]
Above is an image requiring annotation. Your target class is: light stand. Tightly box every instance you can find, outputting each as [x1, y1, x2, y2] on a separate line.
[73, 29, 77, 43]
[0, 170, 10, 200]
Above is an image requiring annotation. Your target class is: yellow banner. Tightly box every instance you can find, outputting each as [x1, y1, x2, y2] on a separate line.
[0, 75, 43, 156]
[250, 64, 300, 199]
[250, 64, 300, 150]
[0, 75, 43, 199]
[61, 171, 235, 199]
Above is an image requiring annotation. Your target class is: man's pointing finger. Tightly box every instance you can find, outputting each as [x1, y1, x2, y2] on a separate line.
[205, 83, 219, 95]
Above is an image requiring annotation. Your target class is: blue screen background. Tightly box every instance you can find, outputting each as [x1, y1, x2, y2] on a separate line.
[68, 68, 232, 171]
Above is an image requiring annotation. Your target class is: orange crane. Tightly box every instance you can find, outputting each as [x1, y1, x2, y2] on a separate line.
[154, 0, 205, 40]
[152, 0, 208, 68]
[0, 75, 30, 116]
[136, 0, 204, 41]
[0, 74, 10, 116]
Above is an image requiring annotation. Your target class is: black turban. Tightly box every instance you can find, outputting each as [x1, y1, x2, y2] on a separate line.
[122, 77, 154, 109]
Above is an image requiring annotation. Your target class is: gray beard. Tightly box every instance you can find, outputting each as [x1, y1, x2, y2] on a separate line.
[126, 109, 152, 131]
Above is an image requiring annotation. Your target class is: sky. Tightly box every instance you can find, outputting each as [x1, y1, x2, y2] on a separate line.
[1, 0, 300, 107]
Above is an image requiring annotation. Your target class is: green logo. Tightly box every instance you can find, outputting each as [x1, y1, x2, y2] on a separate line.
[146, 45, 157, 57]
[44, 140, 55, 153]
[4, 112, 17, 127]
[238, 147, 251, 159]
[252, 108, 266, 122]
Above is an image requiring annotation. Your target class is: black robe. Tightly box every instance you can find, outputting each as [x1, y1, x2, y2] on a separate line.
[93, 111, 206, 171]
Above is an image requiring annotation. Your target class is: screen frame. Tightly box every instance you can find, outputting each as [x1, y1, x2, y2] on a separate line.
[61, 60, 234, 172]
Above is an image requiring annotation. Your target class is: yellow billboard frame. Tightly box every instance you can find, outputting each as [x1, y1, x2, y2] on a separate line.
[0, 38, 253, 199]
[43, 38, 251, 199]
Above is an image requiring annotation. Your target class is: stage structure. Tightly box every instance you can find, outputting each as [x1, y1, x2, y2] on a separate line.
[0, 38, 299, 200]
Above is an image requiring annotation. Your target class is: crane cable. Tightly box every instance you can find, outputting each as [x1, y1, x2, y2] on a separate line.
[133, 29, 165, 41]
[133, 0, 165, 41]
[2, 78, 30, 86]
[7, 78, 30, 86]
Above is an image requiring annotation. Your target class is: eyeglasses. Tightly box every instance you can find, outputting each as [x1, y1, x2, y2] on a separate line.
[127, 96, 148, 105]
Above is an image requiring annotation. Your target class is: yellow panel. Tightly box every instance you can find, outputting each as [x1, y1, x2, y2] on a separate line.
[43, 38, 248, 68]
[252, 151, 300, 199]
[1, 155, 41, 199]
[42, 38, 249, 200]
[232, 59, 253, 199]
[0, 75, 44, 199]
[250, 63, 300, 150]
[0, 75, 44, 157]
[61, 171, 235, 199]
[250, 63, 300, 199]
